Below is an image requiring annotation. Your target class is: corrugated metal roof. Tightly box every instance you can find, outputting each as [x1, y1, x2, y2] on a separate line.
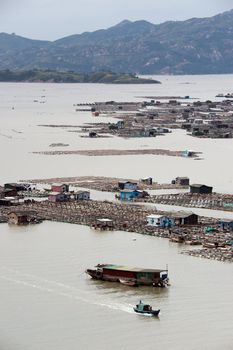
[169, 211, 195, 219]
[97, 264, 166, 273]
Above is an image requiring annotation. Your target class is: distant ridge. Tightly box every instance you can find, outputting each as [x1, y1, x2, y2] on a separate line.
[1, 9, 233, 74]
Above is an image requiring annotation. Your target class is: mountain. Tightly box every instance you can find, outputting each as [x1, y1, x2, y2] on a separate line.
[1, 10, 233, 74]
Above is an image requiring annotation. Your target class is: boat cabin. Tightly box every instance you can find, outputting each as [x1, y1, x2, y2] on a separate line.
[136, 301, 152, 312]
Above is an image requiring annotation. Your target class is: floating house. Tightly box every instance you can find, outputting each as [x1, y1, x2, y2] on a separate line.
[190, 184, 213, 194]
[48, 190, 90, 202]
[170, 212, 198, 226]
[120, 190, 148, 201]
[147, 212, 197, 228]
[51, 184, 69, 193]
[120, 190, 140, 201]
[4, 183, 27, 192]
[48, 192, 69, 202]
[174, 177, 190, 186]
[147, 214, 165, 227]
[118, 181, 138, 191]
[72, 191, 90, 201]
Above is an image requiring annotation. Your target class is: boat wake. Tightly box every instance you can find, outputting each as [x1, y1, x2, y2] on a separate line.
[0, 266, 134, 314]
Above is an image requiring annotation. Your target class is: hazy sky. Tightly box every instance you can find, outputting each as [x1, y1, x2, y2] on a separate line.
[1, 0, 233, 40]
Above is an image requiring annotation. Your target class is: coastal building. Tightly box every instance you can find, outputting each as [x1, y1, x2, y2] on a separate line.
[120, 190, 148, 201]
[190, 184, 213, 194]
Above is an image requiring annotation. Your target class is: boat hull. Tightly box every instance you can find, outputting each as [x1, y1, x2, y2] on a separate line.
[86, 269, 168, 287]
[119, 278, 138, 286]
[134, 308, 160, 316]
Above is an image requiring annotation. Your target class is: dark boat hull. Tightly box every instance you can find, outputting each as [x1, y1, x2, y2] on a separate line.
[86, 269, 167, 287]
[134, 308, 160, 316]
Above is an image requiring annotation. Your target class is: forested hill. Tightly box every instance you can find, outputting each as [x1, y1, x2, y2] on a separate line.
[1, 9, 233, 74]
[0, 70, 160, 84]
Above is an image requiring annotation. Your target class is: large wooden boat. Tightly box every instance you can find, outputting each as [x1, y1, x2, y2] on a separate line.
[86, 264, 169, 287]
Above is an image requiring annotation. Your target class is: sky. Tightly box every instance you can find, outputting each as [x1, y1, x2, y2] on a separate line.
[1, 0, 233, 41]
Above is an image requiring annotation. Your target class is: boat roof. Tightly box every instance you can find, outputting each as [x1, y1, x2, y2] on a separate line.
[96, 264, 167, 273]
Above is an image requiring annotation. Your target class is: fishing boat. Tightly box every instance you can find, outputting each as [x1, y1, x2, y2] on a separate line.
[86, 264, 169, 287]
[134, 300, 160, 316]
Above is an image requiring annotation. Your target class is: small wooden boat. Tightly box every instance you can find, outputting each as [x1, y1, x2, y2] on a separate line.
[134, 300, 160, 316]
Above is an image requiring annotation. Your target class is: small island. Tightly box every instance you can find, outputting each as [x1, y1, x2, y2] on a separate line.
[0, 69, 161, 84]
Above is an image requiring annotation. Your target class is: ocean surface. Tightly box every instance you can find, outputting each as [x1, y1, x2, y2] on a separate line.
[0, 75, 233, 350]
